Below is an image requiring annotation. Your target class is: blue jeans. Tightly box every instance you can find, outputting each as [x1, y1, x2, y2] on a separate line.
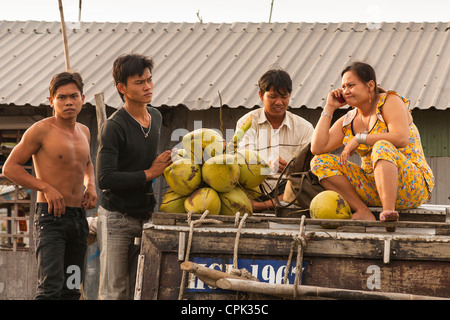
[97, 206, 147, 300]
[34, 203, 89, 300]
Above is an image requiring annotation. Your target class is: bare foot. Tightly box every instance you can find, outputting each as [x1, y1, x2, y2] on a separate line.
[380, 210, 399, 232]
[351, 209, 376, 221]
[379, 210, 399, 222]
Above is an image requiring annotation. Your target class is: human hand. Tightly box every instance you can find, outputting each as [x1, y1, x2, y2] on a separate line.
[82, 185, 98, 210]
[340, 137, 359, 165]
[270, 156, 288, 173]
[146, 150, 173, 180]
[43, 185, 66, 217]
[277, 157, 288, 173]
[326, 89, 346, 110]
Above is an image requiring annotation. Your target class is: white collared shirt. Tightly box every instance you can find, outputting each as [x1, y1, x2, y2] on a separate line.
[236, 108, 314, 190]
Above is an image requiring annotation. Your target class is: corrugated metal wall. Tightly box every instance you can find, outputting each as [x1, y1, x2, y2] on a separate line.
[412, 109, 450, 157]
[426, 157, 450, 205]
[0, 21, 448, 111]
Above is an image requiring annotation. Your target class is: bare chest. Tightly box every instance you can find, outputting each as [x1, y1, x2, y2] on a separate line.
[36, 127, 90, 168]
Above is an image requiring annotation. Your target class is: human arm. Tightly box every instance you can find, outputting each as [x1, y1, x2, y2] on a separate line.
[80, 127, 97, 210]
[252, 195, 283, 212]
[311, 89, 346, 155]
[2, 123, 66, 216]
[339, 92, 411, 165]
[82, 156, 97, 210]
[144, 150, 172, 181]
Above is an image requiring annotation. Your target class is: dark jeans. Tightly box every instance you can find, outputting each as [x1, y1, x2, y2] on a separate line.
[34, 203, 89, 300]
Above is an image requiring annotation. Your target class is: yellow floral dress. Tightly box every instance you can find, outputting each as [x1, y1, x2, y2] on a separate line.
[311, 91, 434, 209]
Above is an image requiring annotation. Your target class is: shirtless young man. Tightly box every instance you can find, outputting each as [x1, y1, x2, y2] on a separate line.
[2, 72, 97, 299]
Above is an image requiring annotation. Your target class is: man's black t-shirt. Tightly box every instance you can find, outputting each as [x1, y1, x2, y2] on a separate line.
[96, 106, 162, 217]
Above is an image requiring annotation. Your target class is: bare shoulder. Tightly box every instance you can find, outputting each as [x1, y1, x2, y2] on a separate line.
[76, 122, 90, 133]
[22, 118, 54, 142]
[7, 118, 54, 161]
[76, 122, 91, 140]
[382, 93, 412, 126]
[30, 117, 54, 130]
[382, 92, 409, 116]
[384, 92, 405, 106]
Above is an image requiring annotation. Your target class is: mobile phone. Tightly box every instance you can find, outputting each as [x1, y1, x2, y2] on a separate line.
[337, 95, 345, 103]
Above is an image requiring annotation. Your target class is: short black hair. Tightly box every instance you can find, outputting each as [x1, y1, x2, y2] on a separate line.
[258, 68, 292, 96]
[112, 53, 154, 101]
[49, 72, 84, 98]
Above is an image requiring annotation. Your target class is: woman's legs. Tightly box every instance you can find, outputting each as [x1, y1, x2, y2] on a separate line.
[311, 141, 430, 223]
[311, 153, 378, 220]
[318, 175, 375, 220]
[373, 158, 399, 222]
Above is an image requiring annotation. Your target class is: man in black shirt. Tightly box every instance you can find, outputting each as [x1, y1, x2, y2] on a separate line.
[96, 53, 171, 299]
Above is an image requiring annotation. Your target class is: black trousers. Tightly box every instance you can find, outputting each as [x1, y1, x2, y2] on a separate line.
[34, 203, 89, 300]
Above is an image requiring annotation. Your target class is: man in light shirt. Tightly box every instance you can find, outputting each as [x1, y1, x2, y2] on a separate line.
[236, 68, 314, 211]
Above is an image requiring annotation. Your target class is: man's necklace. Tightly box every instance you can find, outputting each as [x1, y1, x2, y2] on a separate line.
[124, 107, 151, 138]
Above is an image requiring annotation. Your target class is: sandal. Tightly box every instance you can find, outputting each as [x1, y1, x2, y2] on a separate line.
[380, 210, 399, 232]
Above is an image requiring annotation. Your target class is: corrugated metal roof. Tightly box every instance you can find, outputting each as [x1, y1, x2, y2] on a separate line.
[0, 21, 448, 110]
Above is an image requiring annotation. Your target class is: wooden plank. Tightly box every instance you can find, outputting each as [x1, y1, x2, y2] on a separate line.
[139, 231, 163, 300]
[303, 257, 450, 298]
[0, 251, 37, 299]
[143, 224, 450, 262]
[151, 211, 450, 232]
[134, 254, 145, 300]
[276, 204, 450, 222]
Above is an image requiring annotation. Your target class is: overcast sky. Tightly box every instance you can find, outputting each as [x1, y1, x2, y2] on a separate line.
[0, 0, 448, 23]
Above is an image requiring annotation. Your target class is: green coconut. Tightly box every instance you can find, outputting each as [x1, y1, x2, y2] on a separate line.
[160, 189, 187, 213]
[242, 185, 263, 200]
[310, 190, 352, 228]
[163, 158, 202, 196]
[237, 149, 271, 188]
[219, 186, 253, 216]
[202, 154, 240, 193]
[184, 187, 221, 215]
[171, 148, 189, 162]
[182, 128, 225, 164]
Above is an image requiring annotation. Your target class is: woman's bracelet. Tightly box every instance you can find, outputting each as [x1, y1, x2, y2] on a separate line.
[356, 132, 368, 145]
[321, 111, 333, 119]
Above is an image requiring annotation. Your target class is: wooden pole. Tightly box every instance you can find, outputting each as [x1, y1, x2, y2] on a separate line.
[269, 0, 274, 23]
[94, 92, 107, 141]
[78, 0, 82, 22]
[216, 278, 448, 300]
[180, 261, 242, 287]
[58, 0, 71, 72]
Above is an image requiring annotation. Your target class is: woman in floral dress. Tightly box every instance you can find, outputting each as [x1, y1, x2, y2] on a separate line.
[310, 61, 434, 227]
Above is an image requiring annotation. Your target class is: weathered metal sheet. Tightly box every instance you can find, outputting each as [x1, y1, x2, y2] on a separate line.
[0, 21, 448, 110]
